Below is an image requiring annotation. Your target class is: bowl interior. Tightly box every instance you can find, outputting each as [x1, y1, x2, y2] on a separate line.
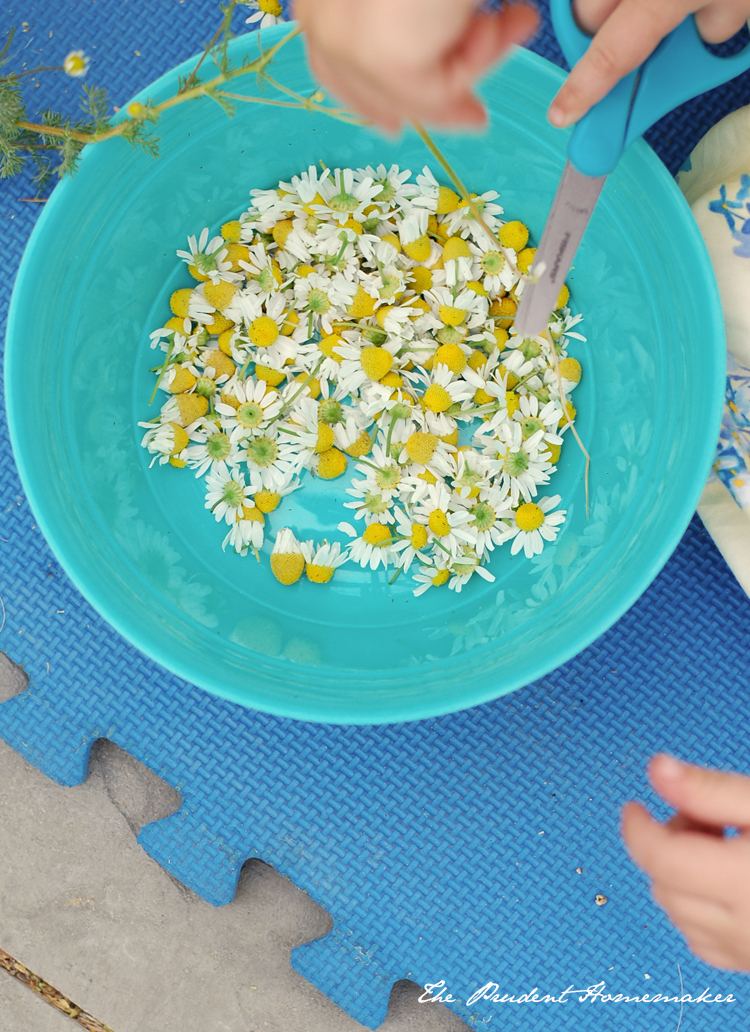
[5, 29, 724, 723]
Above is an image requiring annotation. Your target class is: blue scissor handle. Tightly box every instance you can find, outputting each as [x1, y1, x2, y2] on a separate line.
[551, 0, 750, 177]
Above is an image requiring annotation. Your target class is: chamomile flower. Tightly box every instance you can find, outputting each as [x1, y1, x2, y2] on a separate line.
[356, 164, 416, 210]
[412, 560, 451, 596]
[505, 495, 567, 558]
[412, 483, 475, 554]
[318, 167, 382, 225]
[217, 377, 283, 437]
[177, 228, 233, 285]
[63, 50, 89, 78]
[244, 0, 284, 27]
[447, 547, 497, 592]
[339, 520, 396, 570]
[205, 466, 254, 525]
[141, 162, 583, 595]
[222, 506, 265, 556]
[300, 540, 350, 583]
[139, 421, 189, 467]
[391, 508, 431, 571]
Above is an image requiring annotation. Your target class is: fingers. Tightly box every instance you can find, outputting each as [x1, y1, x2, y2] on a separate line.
[572, 0, 623, 34]
[297, 0, 538, 133]
[621, 801, 739, 902]
[548, 0, 691, 127]
[649, 753, 750, 831]
[447, 4, 540, 93]
[694, 0, 750, 42]
[666, 811, 724, 837]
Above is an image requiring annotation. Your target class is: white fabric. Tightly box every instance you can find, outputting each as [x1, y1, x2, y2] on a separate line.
[677, 105, 750, 594]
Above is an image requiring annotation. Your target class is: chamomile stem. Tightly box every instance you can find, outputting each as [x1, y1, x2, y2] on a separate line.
[149, 340, 174, 405]
[544, 327, 590, 518]
[275, 355, 325, 419]
[410, 120, 519, 276]
[385, 412, 398, 457]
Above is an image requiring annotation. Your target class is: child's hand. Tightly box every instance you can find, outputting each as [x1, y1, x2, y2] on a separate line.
[294, 0, 539, 132]
[549, 0, 750, 128]
[622, 753, 750, 971]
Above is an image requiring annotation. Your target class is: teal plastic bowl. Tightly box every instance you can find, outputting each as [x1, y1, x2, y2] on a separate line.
[6, 29, 724, 724]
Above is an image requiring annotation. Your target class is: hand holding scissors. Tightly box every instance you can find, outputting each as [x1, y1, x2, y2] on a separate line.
[515, 0, 750, 337]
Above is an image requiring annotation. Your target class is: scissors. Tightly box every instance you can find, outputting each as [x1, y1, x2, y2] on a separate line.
[514, 0, 750, 337]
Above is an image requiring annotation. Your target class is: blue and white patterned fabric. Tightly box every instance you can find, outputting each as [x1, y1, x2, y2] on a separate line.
[679, 104, 750, 592]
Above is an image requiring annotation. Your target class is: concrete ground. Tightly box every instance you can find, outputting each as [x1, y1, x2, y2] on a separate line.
[0, 652, 467, 1032]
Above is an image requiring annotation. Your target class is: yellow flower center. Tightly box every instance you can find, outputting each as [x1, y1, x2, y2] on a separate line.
[442, 236, 472, 262]
[434, 342, 466, 374]
[315, 423, 335, 453]
[558, 357, 581, 383]
[306, 563, 335, 583]
[436, 186, 462, 214]
[249, 315, 279, 348]
[406, 432, 438, 465]
[498, 220, 530, 251]
[204, 280, 238, 312]
[402, 235, 432, 262]
[318, 334, 345, 363]
[432, 568, 450, 587]
[259, 0, 283, 13]
[424, 384, 452, 413]
[411, 524, 428, 550]
[438, 304, 466, 327]
[254, 490, 281, 513]
[270, 553, 305, 585]
[428, 509, 451, 537]
[515, 503, 544, 532]
[360, 346, 393, 382]
[317, 448, 347, 479]
[362, 523, 392, 547]
[241, 505, 265, 524]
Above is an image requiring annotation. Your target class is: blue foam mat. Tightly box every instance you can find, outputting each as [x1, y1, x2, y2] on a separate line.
[3, 2, 750, 1028]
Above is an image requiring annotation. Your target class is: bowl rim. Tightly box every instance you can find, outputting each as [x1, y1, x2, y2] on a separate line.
[5, 31, 726, 724]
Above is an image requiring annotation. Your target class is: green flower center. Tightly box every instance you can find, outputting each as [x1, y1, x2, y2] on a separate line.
[470, 501, 496, 531]
[363, 216, 381, 234]
[389, 402, 411, 421]
[195, 376, 217, 398]
[436, 325, 465, 345]
[455, 470, 482, 492]
[378, 272, 401, 300]
[503, 449, 529, 477]
[375, 466, 401, 490]
[256, 267, 276, 292]
[206, 433, 231, 461]
[520, 416, 544, 440]
[362, 491, 389, 515]
[247, 435, 278, 467]
[481, 250, 504, 275]
[222, 480, 244, 507]
[192, 247, 222, 273]
[329, 187, 360, 213]
[521, 339, 542, 360]
[307, 288, 331, 314]
[374, 178, 396, 203]
[363, 326, 388, 345]
[237, 401, 264, 429]
[318, 398, 344, 425]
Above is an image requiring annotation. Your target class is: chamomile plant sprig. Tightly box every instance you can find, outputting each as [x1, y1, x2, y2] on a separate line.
[0, 1, 359, 191]
[140, 162, 584, 596]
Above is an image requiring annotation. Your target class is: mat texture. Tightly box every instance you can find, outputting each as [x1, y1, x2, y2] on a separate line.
[3, 2, 750, 1029]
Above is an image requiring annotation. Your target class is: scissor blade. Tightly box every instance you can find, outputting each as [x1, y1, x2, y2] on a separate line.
[514, 160, 607, 338]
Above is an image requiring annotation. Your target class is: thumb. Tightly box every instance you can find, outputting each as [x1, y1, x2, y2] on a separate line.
[649, 753, 750, 830]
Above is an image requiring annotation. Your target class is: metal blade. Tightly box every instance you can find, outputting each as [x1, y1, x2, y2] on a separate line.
[514, 161, 607, 339]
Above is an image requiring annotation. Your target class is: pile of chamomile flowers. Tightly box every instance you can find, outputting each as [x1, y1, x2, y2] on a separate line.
[139, 163, 585, 596]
